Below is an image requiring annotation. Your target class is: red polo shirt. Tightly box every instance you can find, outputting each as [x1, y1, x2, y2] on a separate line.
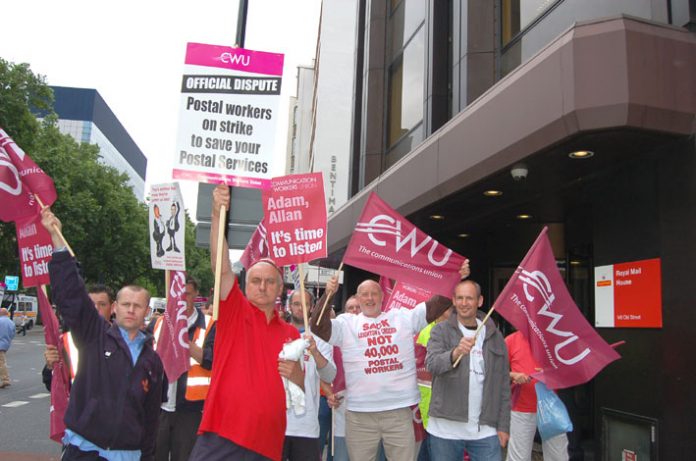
[198, 280, 299, 461]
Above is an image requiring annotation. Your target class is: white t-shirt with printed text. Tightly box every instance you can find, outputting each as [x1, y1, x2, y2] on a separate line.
[329, 304, 428, 412]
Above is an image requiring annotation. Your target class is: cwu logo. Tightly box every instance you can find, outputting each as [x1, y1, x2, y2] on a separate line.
[520, 269, 590, 366]
[0, 147, 22, 196]
[356, 214, 452, 267]
[214, 52, 251, 66]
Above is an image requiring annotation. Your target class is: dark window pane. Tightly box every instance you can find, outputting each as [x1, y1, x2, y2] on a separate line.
[502, 0, 559, 45]
[386, 123, 423, 168]
[387, 27, 424, 147]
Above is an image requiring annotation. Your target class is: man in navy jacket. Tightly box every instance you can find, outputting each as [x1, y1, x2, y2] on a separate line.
[42, 207, 164, 461]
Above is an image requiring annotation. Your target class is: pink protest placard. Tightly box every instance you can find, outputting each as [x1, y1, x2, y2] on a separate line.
[16, 213, 52, 288]
[264, 172, 327, 266]
[383, 281, 432, 312]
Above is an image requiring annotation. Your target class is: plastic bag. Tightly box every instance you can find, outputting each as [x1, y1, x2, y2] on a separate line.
[535, 381, 573, 441]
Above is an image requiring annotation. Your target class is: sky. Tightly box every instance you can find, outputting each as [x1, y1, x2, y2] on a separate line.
[0, 0, 322, 219]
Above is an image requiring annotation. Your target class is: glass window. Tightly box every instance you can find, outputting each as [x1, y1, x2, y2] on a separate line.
[389, 0, 426, 58]
[387, 26, 424, 147]
[386, 122, 423, 167]
[502, 0, 560, 45]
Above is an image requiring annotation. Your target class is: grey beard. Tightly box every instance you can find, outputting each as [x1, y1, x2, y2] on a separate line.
[291, 314, 304, 325]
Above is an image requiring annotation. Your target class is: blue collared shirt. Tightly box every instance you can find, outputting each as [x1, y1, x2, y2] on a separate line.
[119, 327, 146, 365]
[63, 429, 141, 461]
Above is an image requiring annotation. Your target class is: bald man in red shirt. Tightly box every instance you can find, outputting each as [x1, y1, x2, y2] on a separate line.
[189, 185, 303, 461]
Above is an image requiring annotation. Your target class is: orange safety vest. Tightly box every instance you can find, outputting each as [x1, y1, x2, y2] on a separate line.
[153, 314, 213, 401]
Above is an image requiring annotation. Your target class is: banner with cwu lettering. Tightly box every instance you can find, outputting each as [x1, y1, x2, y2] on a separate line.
[344, 192, 466, 297]
[494, 228, 621, 389]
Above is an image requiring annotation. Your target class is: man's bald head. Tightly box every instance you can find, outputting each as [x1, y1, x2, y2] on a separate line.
[356, 279, 383, 318]
[245, 260, 284, 311]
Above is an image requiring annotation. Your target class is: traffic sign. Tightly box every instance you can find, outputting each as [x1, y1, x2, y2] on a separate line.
[4, 275, 19, 291]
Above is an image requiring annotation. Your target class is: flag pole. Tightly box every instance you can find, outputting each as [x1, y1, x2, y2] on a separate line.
[316, 262, 343, 325]
[36, 196, 75, 257]
[299, 263, 309, 333]
[212, 204, 227, 321]
[165, 270, 171, 305]
[453, 306, 496, 368]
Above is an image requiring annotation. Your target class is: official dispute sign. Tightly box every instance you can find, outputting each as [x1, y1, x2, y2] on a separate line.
[172, 43, 283, 189]
[264, 172, 327, 266]
[149, 183, 186, 271]
[594, 258, 662, 328]
[16, 213, 52, 288]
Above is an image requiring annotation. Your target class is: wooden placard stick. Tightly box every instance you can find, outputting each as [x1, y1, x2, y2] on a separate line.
[299, 263, 309, 333]
[165, 270, 170, 304]
[315, 262, 343, 325]
[212, 204, 227, 321]
[37, 196, 74, 257]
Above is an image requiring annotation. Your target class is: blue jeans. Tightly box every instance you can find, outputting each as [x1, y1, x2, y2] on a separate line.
[429, 433, 501, 461]
[418, 434, 431, 461]
[318, 396, 332, 461]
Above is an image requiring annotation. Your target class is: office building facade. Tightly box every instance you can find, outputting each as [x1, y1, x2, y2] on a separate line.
[50, 86, 147, 199]
[323, 1, 696, 458]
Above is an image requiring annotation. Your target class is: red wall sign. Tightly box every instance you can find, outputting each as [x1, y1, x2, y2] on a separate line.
[594, 258, 662, 328]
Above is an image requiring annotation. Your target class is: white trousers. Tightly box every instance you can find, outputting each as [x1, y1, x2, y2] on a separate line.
[506, 410, 568, 461]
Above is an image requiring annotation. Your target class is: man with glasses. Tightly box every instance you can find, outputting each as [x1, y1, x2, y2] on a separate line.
[283, 289, 336, 460]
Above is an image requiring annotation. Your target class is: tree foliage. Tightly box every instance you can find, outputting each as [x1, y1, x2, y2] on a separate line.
[184, 212, 213, 297]
[0, 58, 212, 298]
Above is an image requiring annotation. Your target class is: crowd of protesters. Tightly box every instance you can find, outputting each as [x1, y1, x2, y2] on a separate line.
[34, 185, 569, 461]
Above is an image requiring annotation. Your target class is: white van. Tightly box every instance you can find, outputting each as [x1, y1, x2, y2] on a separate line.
[2, 293, 38, 330]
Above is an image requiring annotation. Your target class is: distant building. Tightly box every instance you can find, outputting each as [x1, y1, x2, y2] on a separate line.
[286, 0, 359, 215]
[49, 86, 147, 199]
[285, 65, 315, 176]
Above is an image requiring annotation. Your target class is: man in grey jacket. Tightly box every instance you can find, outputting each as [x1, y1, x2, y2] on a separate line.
[425, 280, 510, 461]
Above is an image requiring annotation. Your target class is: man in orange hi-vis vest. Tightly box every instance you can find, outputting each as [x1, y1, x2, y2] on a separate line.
[150, 277, 215, 461]
[42, 284, 115, 390]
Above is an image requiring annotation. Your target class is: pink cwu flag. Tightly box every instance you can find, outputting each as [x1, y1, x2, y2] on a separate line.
[0, 128, 57, 222]
[343, 192, 466, 297]
[156, 271, 191, 382]
[37, 288, 70, 443]
[239, 219, 269, 269]
[378, 276, 394, 311]
[493, 227, 621, 389]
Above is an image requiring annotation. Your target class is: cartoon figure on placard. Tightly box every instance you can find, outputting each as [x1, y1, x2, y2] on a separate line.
[152, 204, 166, 257]
[166, 201, 181, 253]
